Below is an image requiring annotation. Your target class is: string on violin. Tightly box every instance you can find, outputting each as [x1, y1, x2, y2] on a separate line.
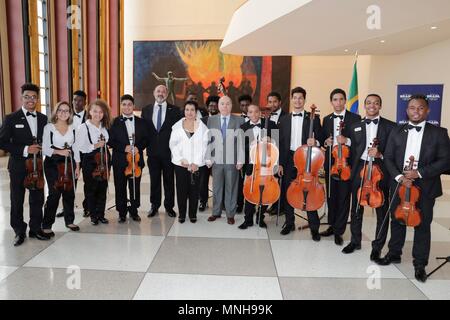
[24, 137, 45, 191]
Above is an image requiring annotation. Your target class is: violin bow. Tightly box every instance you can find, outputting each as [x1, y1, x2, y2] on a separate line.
[68, 144, 76, 193]
[131, 134, 137, 201]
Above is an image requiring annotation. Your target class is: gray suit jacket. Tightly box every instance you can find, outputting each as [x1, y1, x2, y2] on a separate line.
[207, 114, 244, 165]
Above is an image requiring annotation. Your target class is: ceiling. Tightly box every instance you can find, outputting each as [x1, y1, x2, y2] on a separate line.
[220, 0, 450, 56]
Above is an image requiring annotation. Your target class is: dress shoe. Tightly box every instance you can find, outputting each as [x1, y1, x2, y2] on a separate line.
[178, 218, 186, 224]
[166, 208, 177, 218]
[280, 224, 295, 235]
[99, 217, 109, 224]
[198, 202, 207, 212]
[236, 205, 243, 214]
[238, 221, 253, 229]
[118, 217, 127, 223]
[415, 268, 427, 283]
[334, 235, 343, 246]
[83, 210, 90, 217]
[319, 227, 334, 237]
[267, 206, 277, 216]
[311, 230, 321, 242]
[342, 242, 361, 254]
[376, 254, 401, 266]
[66, 224, 80, 231]
[14, 234, 26, 247]
[147, 207, 158, 217]
[29, 230, 51, 240]
[131, 215, 141, 222]
[370, 250, 381, 261]
[258, 220, 267, 229]
[190, 218, 197, 223]
[43, 230, 55, 238]
[56, 211, 64, 218]
[208, 215, 219, 222]
[91, 218, 99, 225]
[227, 217, 235, 225]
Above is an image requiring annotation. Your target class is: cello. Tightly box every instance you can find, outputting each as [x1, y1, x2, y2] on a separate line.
[394, 156, 422, 227]
[286, 105, 325, 211]
[243, 107, 280, 223]
[54, 143, 76, 192]
[92, 134, 109, 181]
[330, 121, 351, 181]
[24, 137, 45, 191]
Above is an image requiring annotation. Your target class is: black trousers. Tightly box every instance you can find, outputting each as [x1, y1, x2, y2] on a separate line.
[113, 164, 141, 218]
[237, 169, 244, 209]
[283, 154, 320, 232]
[349, 160, 389, 251]
[82, 153, 109, 220]
[43, 157, 75, 229]
[174, 165, 201, 219]
[387, 194, 435, 268]
[324, 168, 351, 236]
[148, 155, 175, 210]
[199, 165, 211, 204]
[9, 159, 44, 235]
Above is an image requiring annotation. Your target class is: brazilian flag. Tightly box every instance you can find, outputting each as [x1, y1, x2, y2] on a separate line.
[347, 59, 359, 114]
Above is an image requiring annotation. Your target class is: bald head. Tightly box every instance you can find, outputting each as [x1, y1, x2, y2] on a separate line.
[218, 96, 232, 116]
[154, 85, 168, 104]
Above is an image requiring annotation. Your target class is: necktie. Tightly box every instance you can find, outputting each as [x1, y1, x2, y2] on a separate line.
[408, 124, 422, 132]
[26, 112, 36, 118]
[241, 113, 247, 118]
[333, 114, 343, 120]
[74, 113, 81, 118]
[250, 123, 261, 129]
[221, 117, 228, 139]
[124, 117, 133, 121]
[293, 113, 303, 117]
[156, 105, 162, 132]
[365, 118, 379, 125]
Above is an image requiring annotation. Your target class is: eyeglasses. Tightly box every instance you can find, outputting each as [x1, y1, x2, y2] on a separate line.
[23, 95, 38, 101]
[57, 109, 71, 114]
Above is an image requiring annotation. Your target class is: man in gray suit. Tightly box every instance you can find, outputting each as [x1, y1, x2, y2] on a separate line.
[206, 96, 245, 224]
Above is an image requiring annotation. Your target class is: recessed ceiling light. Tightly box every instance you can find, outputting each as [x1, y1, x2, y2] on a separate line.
[344, 49, 349, 52]
[431, 26, 438, 30]
[380, 40, 385, 43]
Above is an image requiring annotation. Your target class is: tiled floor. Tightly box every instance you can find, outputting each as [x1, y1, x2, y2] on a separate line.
[0, 156, 449, 300]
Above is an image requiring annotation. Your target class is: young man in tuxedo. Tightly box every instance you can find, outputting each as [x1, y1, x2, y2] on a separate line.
[321, 89, 361, 245]
[376, 94, 450, 282]
[238, 104, 278, 229]
[278, 87, 323, 239]
[0, 83, 50, 246]
[142, 85, 182, 218]
[109, 95, 148, 223]
[343, 94, 396, 261]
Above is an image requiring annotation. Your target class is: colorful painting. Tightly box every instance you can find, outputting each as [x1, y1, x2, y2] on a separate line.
[133, 40, 292, 112]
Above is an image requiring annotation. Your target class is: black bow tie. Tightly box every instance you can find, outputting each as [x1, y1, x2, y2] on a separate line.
[123, 117, 133, 122]
[365, 118, 379, 125]
[250, 123, 261, 129]
[74, 113, 81, 118]
[408, 124, 422, 132]
[241, 114, 248, 118]
[26, 112, 36, 118]
[333, 114, 344, 120]
[293, 113, 303, 117]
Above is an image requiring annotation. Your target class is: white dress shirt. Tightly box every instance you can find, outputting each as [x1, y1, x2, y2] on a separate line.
[42, 123, 76, 158]
[152, 101, 167, 129]
[332, 110, 351, 147]
[72, 110, 85, 129]
[290, 111, 305, 151]
[270, 108, 282, 124]
[74, 120, 109, 163]
[22, 106, 38, 157]
[249, 120, 262, 141]
[122, 114, 135, 139]
[360, 117, 380, 161]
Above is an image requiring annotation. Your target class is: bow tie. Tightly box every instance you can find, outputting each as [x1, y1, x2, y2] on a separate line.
[241, 114, 248, 118]
[123, 117, 133, 122]
[250, 123, 261, 129]
[292, 113, 303, 117]
[74, 113, 81, 118]
[408, 124, 422, 132]
[26, 112, 36, 118]
[365, 118, 379, 125]
[333, 114, 344, 120]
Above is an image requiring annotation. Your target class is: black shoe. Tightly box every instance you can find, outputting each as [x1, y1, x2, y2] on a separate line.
[342, 242, 361, 254]
[14, 234, 26, 247]
[415, 268, 427, 283]
[320, 227, 334, 237]
[280, 224, 295, 235]
[238, 221, 253, 230]
[99, 217, 109, 224]
[236, 205, 243, 214]
[178, 218, 185, 224]
[43, 231, 55, 238]
[334, 235, 343, 246]
[166, 208, 177, 218]
[66, 224, 80, 231]
[370, 250, 381, 261]
[118, 217, 127, 223]
[198, 202, 207, 212]
[83, 210, 90, 217]
[190, 218, 197, 223]
[131, 215, 141, 222]
[267, 206, 277, 216]
[147, 207, 158, 217]
[258, 220, 267, 229]
[29, 230, 51, 241]
[311, 231, 321, 242]
[91, 218, 99, 225]
[376, 254, 401, 266]
[56, 211, 64, 218]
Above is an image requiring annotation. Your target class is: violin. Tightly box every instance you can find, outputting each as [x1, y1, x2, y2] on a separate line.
[287, 105, 325, 211]
[394, 156, 422, 227]
[357, 138, 384, 209]
[243, 107, 280, 207]
[24, 137, 45, 190]
[330, 121, 351, 181]
[92, 134, 109, 181]
[54, 143, 75, 192]
[124, 134, 141, 178]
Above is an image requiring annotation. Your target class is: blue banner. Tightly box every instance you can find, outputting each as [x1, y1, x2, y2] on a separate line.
[397, 84, 444, 126]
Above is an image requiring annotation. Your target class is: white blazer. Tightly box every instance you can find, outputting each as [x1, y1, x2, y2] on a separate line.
[169, 118, 209, 167]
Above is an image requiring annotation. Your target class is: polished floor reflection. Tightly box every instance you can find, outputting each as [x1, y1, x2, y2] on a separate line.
[0, 156, 449, 300]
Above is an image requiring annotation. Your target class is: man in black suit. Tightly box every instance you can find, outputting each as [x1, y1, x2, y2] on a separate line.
[376, 94, 450, 283]
[238, 104, 278, 229]
[342, 94, 396, 260]
[0, 83, 50, 246]
[109, 95, 148, 222]
[320, 88, 361, 245]
[142, 85, 182, 218]
[278, 87, 323, 239]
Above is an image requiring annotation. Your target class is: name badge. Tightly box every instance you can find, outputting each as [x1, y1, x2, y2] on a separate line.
[354, 127, 362, 132]
[15, 124, 25, 129]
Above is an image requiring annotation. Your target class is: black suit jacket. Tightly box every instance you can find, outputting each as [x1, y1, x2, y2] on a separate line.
[108, 116, 148, 169]
[141, 103, 182, 159]
[278, 112, 322, 168]
[384, 123, 450, 199]
[240, 119, 278, 168]
[0, 109, 47, 170]
[348, 117, 396, 179]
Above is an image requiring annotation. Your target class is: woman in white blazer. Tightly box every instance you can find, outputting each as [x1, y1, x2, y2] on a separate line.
[169, 101, 209, 223]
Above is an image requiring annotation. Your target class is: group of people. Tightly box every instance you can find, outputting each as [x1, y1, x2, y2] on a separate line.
[1, 82, 449, 284]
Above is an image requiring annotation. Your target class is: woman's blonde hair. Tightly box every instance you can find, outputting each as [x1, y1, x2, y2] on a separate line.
[50, 101, 73, 125]
[87, 99, 112, 129]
